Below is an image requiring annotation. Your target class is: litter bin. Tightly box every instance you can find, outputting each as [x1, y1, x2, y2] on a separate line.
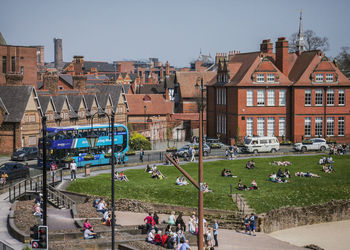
[84, 164, 91, 177]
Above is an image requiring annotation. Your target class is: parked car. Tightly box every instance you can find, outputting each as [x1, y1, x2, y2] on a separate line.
[177, 143, 211, 157]
[11, 147, 38, 161]
[0, 162, 29, 181]
[241, 136, 280, 154]
[293, 138, 329, 152]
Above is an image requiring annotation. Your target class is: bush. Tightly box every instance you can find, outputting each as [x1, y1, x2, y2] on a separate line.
[130, 132, 151, 151]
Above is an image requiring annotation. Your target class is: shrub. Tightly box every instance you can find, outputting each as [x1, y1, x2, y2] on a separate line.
[130, 132, 151, 151]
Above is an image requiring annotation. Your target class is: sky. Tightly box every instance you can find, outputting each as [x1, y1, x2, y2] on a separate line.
[1, 0, 349, 67]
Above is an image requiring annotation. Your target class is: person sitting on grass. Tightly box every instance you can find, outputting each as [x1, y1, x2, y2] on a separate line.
[295, 172, 320, 178]
[246, 160, 256, 169]
[328, 165, 334, 172]
[237, 179, 248, 191]
[269, 172, 277, 182]
[84, 228, 98, 239]
[284, 169, 291, 178]
[250, 179, 258, 190]
[203, 183, 213, 193]
[322, 164, 330, 173]
[176, 176, 188, 186]
[277, 168, 284, 178]
[96, 199, 108, 214]
[327, 156, 334, 164]
[152, 170, 166, 180]
[145, 164, 152, 173]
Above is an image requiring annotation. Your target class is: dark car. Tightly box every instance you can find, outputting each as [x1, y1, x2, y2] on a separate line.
[0, 162, 29, 181]
[11, 147, 38, 161]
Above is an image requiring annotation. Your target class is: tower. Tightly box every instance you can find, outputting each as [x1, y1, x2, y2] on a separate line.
[296, 10, 306, 53]
[54, 38, 63, 71]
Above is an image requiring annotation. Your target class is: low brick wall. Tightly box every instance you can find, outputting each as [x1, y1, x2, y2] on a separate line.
[259, 199, 350, 233]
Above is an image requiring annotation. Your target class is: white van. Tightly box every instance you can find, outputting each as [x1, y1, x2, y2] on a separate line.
[242, 136, 280, 154]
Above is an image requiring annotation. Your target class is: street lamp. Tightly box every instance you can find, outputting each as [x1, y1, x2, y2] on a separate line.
[41, 115, 48, 226]
[87, 110, 116, 250]
[195, 77, 204, 249]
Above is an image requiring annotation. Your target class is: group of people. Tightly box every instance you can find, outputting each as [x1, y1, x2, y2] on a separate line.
[145, 164, 166, 180]
[144, 211, 219, 249]
[114, 171, 129, 182]
[176, 176, 189, 186]
[221, 168, 237, 178]
[245, 160, 256, 169]
[83, 219, 99, 239]
[329, 144, 347, 155]
[237, 179, 258, 190]
[319, 156, 335, 173]
[225, 145, 238, 160]
[93, 198, 113, 227]
[272, 160, 292, 167]
[269, 168, 290, 183]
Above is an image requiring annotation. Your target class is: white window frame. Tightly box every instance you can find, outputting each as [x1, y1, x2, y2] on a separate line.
[279, 117, 285, 136]
[267, 117, 275, 136]
[315, 73, 324, 83]
[257, 73, 265, 83]
[257, 117, 265, 136]
[327, 89, 335, 106]
[267, 89, 275, 106]
[257, 90, 265, 106]
[325, 73, 334, 82]
[246, 118, 253, 136]
[30, 115, 36, 122]
[315, 117, 323, 137]
[326, 117, 334, 136]
[246, 90, 253, 106]
[339, 89, 345, 106]
[267, 73, 275, 83]
[305, 90, 312, 106]
[315, 89, 323, 106]
[305, 117, 311, 137]
[338, 117, 345, 136]
[279, 89, 286, 106]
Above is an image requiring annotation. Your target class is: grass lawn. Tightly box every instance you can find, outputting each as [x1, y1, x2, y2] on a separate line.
[67, 154, 350, 214]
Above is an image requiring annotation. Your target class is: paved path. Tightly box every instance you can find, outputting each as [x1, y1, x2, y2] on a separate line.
[270, 219, 350, 250]
[47, 207, 76, 231]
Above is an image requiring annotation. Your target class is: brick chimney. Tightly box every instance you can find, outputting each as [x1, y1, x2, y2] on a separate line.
[5, 73, 24, 85]
[165, 61, 170, 76]
[275, 37, 289, 75]
[73, 56, 84, 75]
[73, 75, 87, 91]
[260, 39, 273, 54]
[160, 65, 164, 79]
[43, 73, 58, 94]
[117, 63, 122, 73]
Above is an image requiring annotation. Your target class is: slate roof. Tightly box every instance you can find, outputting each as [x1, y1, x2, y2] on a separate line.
[51, 95, 68, 113]
[67, 95, 84, 112]
[84, 95, 99, 111]
[83, 61, 115, 72]
[0, 85, 35, 122]
[38, 96, 51, 113]
[137, 84, 165, 94]
[94, 85, 124, 112]
[0, 97, 9, 115]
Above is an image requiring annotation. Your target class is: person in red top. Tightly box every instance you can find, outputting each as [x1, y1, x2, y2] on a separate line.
[161, 233, 168, 247]
[144, 213, 156, 233]
[154, 230, 162, 245]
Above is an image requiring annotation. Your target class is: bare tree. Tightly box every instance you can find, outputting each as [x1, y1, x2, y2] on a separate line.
[289, 30, 329, 52]
[336, 47, 350, 78]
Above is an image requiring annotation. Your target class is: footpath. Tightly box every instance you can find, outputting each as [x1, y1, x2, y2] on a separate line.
[0, 153, 329, 249]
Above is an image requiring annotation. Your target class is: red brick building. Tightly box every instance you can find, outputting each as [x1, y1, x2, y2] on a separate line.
[207, 38, 350, 144]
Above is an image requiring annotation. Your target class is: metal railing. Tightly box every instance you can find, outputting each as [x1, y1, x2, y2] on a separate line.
[47, 185, 75, 209]
[0, 241, 14, 250]
[8, 169, 63, 202]
[235, 193, 246, 216]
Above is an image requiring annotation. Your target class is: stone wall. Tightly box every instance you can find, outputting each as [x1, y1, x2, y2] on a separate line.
[259, 199, 350, 233]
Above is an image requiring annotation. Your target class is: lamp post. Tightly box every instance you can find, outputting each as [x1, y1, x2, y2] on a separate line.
[42, 115, 48, 226]
[86, 111, 116, 250]
[195, 78, 204, 250]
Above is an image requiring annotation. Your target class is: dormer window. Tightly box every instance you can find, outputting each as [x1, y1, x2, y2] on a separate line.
[315, 73, 324, 82]
[267, 73, 275, 82]
[326, 73, 334, 82]
[257, 73, 264, 82]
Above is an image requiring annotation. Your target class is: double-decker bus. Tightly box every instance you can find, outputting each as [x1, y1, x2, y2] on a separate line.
[39, 124, 129, 168]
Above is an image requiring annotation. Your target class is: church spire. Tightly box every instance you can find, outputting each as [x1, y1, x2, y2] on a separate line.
[296, 9, 306, 53]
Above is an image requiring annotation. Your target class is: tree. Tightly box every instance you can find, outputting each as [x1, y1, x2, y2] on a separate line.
[129, 132, 151, 151]
[289, 30, 329, 52]
[335, 47, 350, 78]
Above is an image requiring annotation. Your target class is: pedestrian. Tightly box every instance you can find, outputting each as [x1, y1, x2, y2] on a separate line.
[191, 147, 196, 162]
[140, 148, 144, 162]
[233, 144, 238, 159]
[70, 159, 77, 181]
[249, 213, 258, 236]
[50, 161, 57, 183]
[225, 148, 229, 159]
[1, 171, 8, 187]
[213, 220, 219, 247]
[117, 151, 121, 164]
[121, 152, 125, 164]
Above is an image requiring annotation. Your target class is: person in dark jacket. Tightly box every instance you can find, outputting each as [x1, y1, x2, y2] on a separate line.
[175, 212, 186, 232]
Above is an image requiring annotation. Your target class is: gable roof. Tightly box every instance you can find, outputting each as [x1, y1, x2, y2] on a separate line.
[83, 61, 115, 72]
[288, 51, 319, 83]
[94, 84, 124, 112]
[126, 94, 173, 115]
[51, 95, 69, 113]
[67, 95, 85, 112]
[84, 94, 99, 111]
[38, 95, 53, 113]
[176, 71, 217, 98]
[137, 84, 165, 94]
[0, 85, 36, 122]
[59, 74, 74, 87]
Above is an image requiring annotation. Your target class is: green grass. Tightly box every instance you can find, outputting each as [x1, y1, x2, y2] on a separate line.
[67, 155, 350, 213]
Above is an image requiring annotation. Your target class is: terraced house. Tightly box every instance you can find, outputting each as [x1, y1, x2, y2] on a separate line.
[207, 37, 350, 144]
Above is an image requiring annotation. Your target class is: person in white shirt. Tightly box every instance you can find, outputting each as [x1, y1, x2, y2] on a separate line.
[70, 160, 77, 181]
[147, 229, 155, 243]
[84, 228, 97, 239]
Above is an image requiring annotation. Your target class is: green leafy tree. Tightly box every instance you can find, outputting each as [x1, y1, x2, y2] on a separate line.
[130, 132, 151, 151]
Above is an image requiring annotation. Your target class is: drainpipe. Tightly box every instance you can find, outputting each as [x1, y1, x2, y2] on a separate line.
[13, 123, 16, 153]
